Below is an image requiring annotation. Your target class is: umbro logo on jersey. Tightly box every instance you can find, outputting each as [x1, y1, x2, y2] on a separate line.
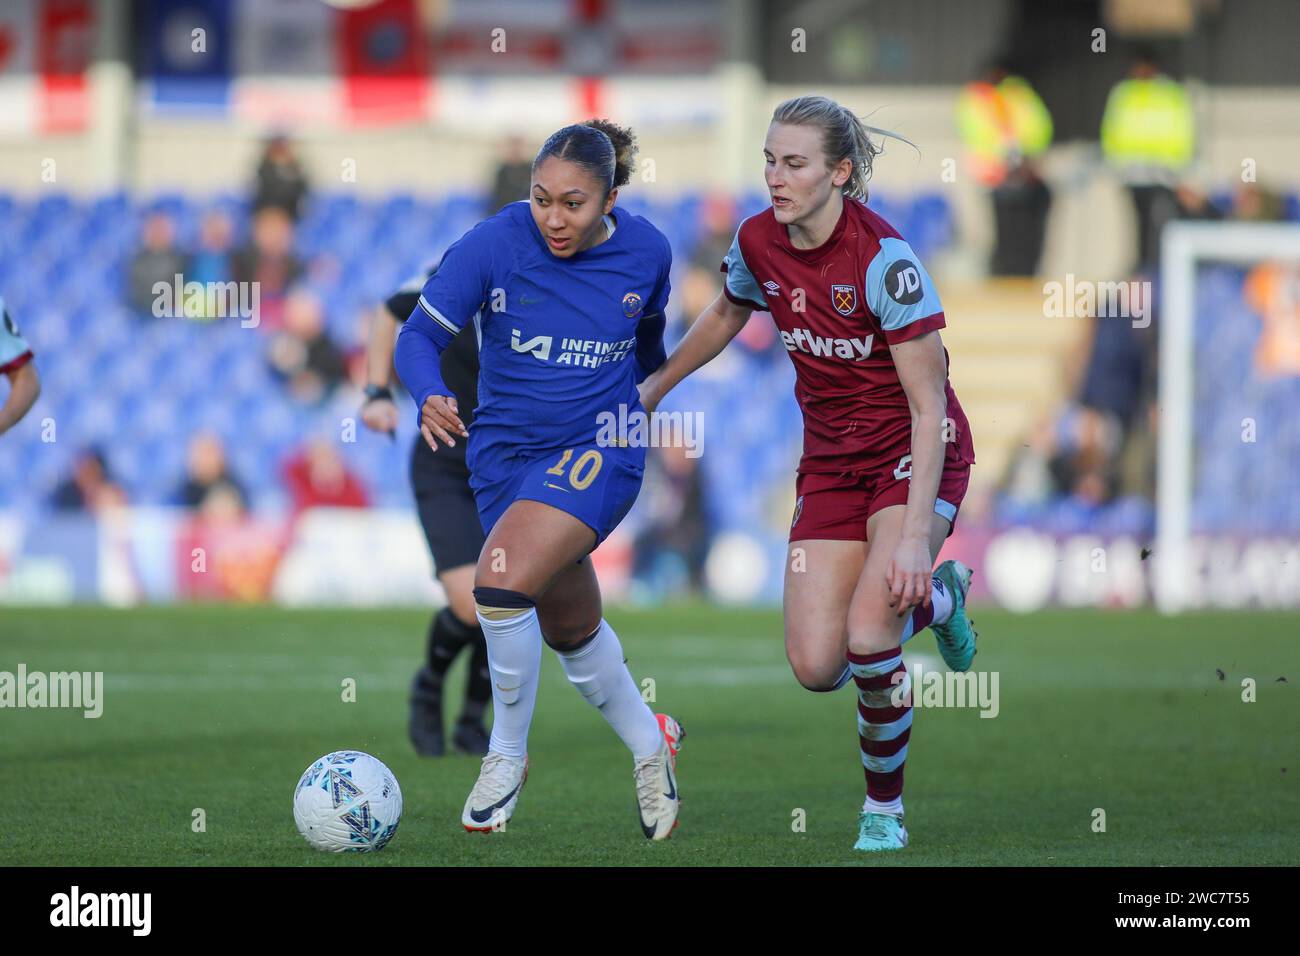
[763, 280, 781, 296]
[779, 328, 874, 361]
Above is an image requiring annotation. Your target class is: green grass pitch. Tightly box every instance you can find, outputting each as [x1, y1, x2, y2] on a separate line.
[2, 604, 1295, 866]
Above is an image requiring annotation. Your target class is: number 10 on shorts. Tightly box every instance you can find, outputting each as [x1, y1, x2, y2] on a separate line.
[546, 448, 604, 490]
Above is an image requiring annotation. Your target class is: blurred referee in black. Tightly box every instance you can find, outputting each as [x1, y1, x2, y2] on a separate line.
[360, 266, 490, 756]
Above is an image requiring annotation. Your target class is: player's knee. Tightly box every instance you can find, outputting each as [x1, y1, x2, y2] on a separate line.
[473, 559, 526, 595]
[445, 589, 479, 630]
[787, 644, 845, 693]
[845, 622, 898, 656]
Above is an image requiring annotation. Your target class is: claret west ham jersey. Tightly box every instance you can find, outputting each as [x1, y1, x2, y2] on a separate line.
[721, 199, 975, 475]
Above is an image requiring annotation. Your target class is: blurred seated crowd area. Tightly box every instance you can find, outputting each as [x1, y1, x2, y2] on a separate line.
[3, 134, 1298, 599]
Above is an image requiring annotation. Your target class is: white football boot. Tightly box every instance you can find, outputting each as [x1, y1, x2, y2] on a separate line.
[634, 714, 684, 840]
[462, 752, 528, 832]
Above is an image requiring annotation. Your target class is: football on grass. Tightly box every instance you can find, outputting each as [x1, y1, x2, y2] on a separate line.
[293, 751, 402, 852]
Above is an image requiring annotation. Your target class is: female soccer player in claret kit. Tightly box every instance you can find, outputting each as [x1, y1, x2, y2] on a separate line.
[639, 95, 979, 851]
[395, 120, 685, 840]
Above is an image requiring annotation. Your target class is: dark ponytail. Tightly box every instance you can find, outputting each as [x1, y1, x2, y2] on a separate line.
[533, 118, 639, 195]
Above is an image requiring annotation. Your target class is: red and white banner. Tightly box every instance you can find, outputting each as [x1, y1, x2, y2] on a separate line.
[0, 0, 93, 135]
[228, 0, 428, 126]
[337, 0, 428, 125]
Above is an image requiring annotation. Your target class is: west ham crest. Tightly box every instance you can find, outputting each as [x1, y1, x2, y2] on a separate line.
[831, 284, 857, 316]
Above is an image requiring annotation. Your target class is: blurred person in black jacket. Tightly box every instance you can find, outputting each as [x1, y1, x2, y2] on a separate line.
[252, 134, 311, 222]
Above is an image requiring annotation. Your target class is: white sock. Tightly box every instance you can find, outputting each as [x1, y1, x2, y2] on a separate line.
[864, 794, 904, 817]
[476, 605, 543, 759]
[929, 576, 955, 626]
[554, 619, 662, 760]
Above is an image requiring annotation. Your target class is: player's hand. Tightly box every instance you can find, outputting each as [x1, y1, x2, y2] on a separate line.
[420, 394, 468, 451]
[360, 397, 399, 435]
[886, 535, 932, 618]
[636, 378, 659, 415]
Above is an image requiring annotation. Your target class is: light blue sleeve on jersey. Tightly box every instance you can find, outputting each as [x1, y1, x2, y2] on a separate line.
[864, 237, 943, 334]
[0, 297, 33, 368]
[721, 228, 768, 310]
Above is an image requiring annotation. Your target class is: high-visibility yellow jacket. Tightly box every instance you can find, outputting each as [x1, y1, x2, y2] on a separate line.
[1101, 76, 1195, 173]
[957, 75, 1053, 186]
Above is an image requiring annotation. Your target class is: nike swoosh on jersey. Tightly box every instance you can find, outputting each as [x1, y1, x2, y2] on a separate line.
[469, 782, 523, 824]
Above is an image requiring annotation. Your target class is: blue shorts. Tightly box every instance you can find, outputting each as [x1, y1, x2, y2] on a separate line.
[472, 443, 646, 547]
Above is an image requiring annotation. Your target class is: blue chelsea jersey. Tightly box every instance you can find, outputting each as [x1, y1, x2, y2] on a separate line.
[407, 201, 671, 484]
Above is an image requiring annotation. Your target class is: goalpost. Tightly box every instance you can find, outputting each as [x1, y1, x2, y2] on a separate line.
[1156, 221, 1300, 612]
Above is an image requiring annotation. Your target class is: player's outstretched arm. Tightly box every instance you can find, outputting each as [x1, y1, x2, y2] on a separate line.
[638, 291, 751, 413]
[0, 360, 39, 436]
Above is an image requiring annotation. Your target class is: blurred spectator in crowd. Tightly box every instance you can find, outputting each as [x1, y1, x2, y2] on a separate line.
[1101, 50, 1195, 271]
[1076, 276, 1158, 443]
[282, 439, 370, 515]
[632, 445, 708, 598]
[488, 135, 533, 214]
[998, 405, 1124, 521]
[680, 194, 735, 332]
[681, 193, 779, 359]
[252, 134, 311, 222]
[128, 212, 189, 316]
[233, 207, 303, 330]
[688, 193, 737, 278]
[190, 210, 235, 287]
[175, 431, 248, 518]
[957, 59, 1053, 276]
[1064, 275, 1159, 503]
[267, 289, 347, 403]
[1244, 260, 1300, 379]
[1171, 180, 1223, 224]
[50, 447, 127, 512]
[1232, 181, 1287, 222]
[996, 415, 1059, 509]
[182, 210, 238, 320]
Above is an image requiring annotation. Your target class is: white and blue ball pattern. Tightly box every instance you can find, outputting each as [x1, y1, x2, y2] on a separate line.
[293, 751, 402, 852]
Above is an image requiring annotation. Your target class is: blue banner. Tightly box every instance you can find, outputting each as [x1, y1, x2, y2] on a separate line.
[140, 0, 232, 111]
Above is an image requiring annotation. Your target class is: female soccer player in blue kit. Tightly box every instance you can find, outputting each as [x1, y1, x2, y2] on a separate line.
[395, 120, 684, 840]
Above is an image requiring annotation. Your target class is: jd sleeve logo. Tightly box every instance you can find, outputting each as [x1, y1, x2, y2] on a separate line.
[886, 261, 923, 305]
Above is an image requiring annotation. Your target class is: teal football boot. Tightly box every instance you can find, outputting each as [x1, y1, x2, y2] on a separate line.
[931, 559, 977, 672]
[853, 811, 908, 851]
